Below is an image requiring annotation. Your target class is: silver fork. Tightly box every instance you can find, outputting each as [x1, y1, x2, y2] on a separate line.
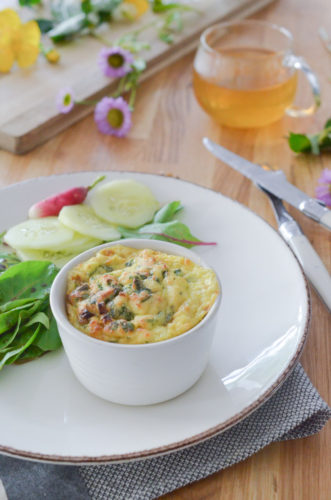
[257, 167, 331, 312]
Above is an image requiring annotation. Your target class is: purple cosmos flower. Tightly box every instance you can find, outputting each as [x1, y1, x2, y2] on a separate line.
[98, 46, 134, 78]
[315, 168, 331, 207]
[94, 97, 132, 137]
[56, 87, 75, 114]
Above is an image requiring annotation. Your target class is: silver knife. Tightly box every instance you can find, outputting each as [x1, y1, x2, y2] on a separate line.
[203, 138, 331, 231]
[259, 185, 331, 313]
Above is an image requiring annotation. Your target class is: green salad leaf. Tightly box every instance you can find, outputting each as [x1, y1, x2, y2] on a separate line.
[0, 261, 61, 371]
[153, 201, 183, 223]
[0, 260, 58, 304]
[118, 201, 216, 248]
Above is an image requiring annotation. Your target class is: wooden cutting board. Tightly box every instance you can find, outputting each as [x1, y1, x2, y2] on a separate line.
[0, 0, 276, 154]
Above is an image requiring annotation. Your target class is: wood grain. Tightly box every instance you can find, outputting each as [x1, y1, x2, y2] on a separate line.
[0, 0, 330, 498]
[0, 0, 275, 154]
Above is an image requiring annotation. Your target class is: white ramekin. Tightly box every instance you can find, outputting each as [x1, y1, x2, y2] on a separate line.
[50, 239, 221, 406]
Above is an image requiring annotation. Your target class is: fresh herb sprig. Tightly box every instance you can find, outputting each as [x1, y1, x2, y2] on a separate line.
[288, 119, 331, 155]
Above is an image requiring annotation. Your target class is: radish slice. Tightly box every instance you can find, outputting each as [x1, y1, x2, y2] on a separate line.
[89, 179, 159, 228]
[59, 205, 121, 241]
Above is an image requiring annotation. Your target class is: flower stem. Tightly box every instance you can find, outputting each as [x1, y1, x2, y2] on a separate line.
[129, 86, 137, 109]
[113, 76, 126, 98]
[75, 99, 100, 106]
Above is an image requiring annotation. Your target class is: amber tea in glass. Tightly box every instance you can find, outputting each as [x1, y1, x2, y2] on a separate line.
[193, 21, 320, 128]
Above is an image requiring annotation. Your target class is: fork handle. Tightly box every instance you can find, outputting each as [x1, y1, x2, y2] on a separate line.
[284, 232, 331, 312]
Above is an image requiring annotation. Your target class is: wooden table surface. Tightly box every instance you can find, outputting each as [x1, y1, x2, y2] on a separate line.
[0, 0, 330, 498]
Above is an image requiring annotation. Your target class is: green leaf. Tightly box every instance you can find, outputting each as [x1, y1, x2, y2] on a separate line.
[0, 298, 39, 314]
[0, 300, 42, 335]
[139, 221, 200, 247]
[288, 120, 331, 155]
[153, 201, 183, 223]
[33, 314, 62, 351]
[119, 220, 201, 248]
[288, 132, 312, 153]
[0, 316, 22, 352]
[0, 324, 41, 370]
[81, 0, 93, 14]
[36, 19, 55, 34]
[0, 252, 21, 275]
[26, 311, 50, 330]
[16, 346, 44, 363]
[19, 0, 41, 6]
[0, 261, 58, 306]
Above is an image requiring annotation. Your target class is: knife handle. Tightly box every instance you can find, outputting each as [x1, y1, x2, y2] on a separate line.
[286, 233, 331, 312]
[320, 211, 331, 231]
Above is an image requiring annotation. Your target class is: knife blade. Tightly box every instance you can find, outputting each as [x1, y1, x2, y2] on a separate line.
[259, 185, 331, 313]
[203, 138, 331, 231]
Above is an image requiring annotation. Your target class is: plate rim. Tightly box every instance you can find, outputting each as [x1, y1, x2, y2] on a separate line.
[0, 171, 311, 464]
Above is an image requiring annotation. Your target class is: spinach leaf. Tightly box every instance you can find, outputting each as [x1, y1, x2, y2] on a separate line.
[16, 346, 44, 363]
[33, 314, 62, 352]
[0, 324, 41, 370]
[25, 311, 50, 330]
[0, 261, 58, 305]
[0, 259, 61, 369]
[0, 300, 42, 335]
[0, 297, 39, 314]
[153, 201, 183, 223]
[0, 317, 22, 352]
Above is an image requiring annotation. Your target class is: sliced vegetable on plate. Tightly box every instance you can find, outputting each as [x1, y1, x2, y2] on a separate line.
[59, 204, 121, 241]
[89, 179, 160, 228]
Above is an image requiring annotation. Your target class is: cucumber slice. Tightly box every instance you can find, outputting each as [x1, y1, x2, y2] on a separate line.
[16, 235, 101, 268]
[59, 233, 101, 252]
[89, 180, 159, 228]
[16, 248, 80, 268]
[59, 204, 121, 241]
[4, 217, 75, 251]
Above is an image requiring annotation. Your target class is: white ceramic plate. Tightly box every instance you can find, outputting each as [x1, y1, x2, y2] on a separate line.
[0, 172, 309, 464]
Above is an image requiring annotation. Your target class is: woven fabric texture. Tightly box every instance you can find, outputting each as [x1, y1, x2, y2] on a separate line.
[79, 363, 331, 500]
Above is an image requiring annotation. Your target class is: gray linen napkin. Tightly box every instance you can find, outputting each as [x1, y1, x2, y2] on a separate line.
[1, 363, 330, 500]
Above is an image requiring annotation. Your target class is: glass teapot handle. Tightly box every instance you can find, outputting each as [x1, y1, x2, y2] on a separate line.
[283, 54, 321, 117]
